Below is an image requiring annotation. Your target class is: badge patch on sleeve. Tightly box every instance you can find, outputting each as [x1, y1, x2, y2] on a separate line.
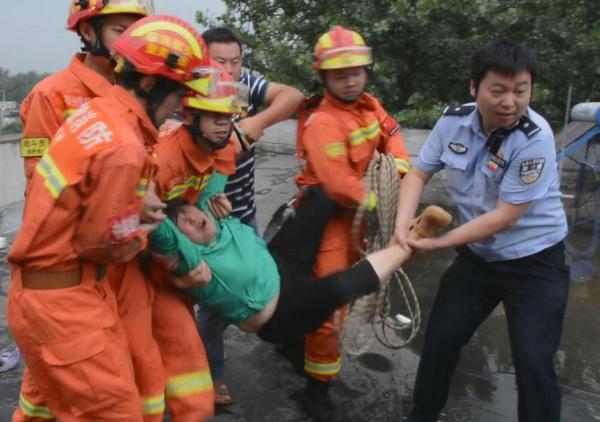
[20, 138, 50, 157]
[381, 115, 401, 137]
[110, 211, 140, 242]
[448, 142, 468, 154]
[519, 158, 545, 184]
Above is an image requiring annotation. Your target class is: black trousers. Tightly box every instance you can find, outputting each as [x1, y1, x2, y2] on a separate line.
[257, 186, 379, 343]
[258, 258, 379, 343]
[266, 185, 338, 274]
[409, 242, 570, 422]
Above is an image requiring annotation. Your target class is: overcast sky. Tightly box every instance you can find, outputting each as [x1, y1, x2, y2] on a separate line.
[0, 0, 226, 74]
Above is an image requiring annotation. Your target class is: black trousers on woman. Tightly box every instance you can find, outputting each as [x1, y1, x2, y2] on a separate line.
[258, 186, 379, 343]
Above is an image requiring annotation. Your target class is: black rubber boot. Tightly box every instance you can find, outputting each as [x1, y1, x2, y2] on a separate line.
[302, 377, 336, 422]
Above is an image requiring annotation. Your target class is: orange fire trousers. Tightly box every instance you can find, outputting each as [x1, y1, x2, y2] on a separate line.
[152, 281, 215, 421]
[8, 264, 142, 421]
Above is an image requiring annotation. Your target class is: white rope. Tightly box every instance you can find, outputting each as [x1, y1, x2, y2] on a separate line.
[340, 153, 421, 355]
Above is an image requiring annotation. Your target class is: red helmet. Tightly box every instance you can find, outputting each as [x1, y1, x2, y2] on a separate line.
[67, 0, 153, 31]
[313, 26, 372, 70]
[112, 15, 220, 95]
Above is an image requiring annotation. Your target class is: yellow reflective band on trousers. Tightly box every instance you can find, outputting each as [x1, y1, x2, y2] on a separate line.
[63, 108, 76, 117]
[142, 393, 166, 415]
[350, 120, 381, 147]
[395, 158, 411, 173]
[165, 370, 213, 398]
[19, 394, 54, 419]
[36, 154, 68, 199]
[163, 175, 209, 201]
[304, 357, 342, 376]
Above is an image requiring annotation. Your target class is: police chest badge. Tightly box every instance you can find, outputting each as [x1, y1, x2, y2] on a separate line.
[448, 142, 468, 154]
[519, 158, 545, 184]
[486, 150, 507, 172]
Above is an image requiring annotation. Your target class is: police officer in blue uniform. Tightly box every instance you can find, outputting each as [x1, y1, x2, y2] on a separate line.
[394, 41, 569, 422]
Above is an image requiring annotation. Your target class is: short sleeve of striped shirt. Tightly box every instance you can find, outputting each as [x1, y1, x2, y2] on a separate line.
[239, 70, 269, 117]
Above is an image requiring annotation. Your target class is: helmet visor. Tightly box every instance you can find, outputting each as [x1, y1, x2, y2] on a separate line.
[184, 66, 221, 96]
[184, 81, 249, 114]
[218, 81, 249, 110]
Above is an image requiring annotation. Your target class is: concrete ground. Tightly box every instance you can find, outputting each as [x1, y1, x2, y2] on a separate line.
[1, 121, 599, 421]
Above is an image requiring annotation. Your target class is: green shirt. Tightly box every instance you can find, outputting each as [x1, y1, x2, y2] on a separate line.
[149, 174, 280, 323]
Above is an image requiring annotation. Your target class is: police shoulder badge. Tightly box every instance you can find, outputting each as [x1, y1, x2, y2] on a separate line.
[516, 115, 541, 138]
[448, 142, 468, 154]
[442, 104, 476, 116]
[519, 158, 545, 184]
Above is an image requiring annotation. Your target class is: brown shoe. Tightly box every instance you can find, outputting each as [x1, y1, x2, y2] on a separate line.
[214, 379, 233, 406]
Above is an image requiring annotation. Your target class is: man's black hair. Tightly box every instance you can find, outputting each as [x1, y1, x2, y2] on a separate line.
[202, 27, 243, 53]
[470, 40, 538, 90]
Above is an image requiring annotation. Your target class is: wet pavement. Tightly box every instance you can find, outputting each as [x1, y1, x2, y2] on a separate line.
[1, 122, 599, 421]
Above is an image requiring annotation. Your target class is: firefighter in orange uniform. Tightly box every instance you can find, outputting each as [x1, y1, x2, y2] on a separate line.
[20, 0, 152, 189]
[16, 2, 168, 421]
[295, 26, 410, 420]
[149, 69, 244, 417]
[146, 66, 241, 421]
[7, 15, 215, 421]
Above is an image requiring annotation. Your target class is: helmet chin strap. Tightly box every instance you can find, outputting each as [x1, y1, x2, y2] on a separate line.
[207, 136, 230, 150]
[79, 16, 111, 58]
[330, 91, 361, 103]
[319, 67, 370, 104]
[322, 76, 362, 104]
[186, 111, 232, 151]
[134, 76, 181, 128]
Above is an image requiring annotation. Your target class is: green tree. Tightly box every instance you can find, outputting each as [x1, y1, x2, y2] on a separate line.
[0, 68, 48, 104]
[198, 0, 599, 129]
[0, 68, 48, 134]
[0, 120, 22, 135]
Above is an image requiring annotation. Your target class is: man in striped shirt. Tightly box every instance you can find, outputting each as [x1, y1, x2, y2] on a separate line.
[199, 27, 304, 405]
[202, 27, 304, 230]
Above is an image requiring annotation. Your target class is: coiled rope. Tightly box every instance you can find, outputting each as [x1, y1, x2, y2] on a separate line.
[340, 153, 421, 355]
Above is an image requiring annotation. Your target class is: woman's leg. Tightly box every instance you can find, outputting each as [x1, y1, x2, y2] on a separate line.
[259, 244, 408, 343]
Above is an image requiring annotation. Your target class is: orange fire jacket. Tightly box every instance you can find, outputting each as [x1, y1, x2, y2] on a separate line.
[9, 85, 157, 271]
[296, 91, 410, 208]
[19, 53, 113, 186]
[154, 120, 237, 204]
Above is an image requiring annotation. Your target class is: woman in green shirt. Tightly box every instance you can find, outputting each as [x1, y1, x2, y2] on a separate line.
[150, 184, 450, 343]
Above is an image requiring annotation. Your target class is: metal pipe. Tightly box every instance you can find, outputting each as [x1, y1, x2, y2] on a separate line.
[559, 85, 573, 183]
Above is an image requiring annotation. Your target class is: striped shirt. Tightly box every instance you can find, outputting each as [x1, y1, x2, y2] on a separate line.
[225, 69, 269, 224]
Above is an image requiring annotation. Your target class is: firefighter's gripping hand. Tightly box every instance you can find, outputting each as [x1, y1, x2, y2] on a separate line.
[142, 182, 166, 224]
[169, 261, 213, 289]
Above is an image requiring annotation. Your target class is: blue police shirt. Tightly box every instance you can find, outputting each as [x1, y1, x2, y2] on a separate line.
[414, 104, 567, 262]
